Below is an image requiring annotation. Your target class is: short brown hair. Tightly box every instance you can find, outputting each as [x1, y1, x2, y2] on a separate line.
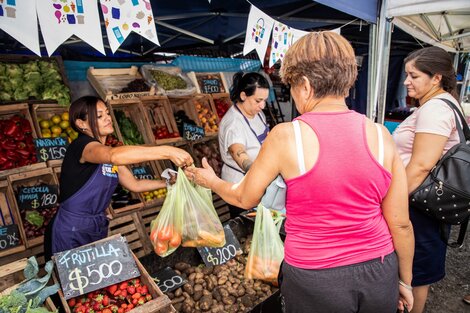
[280, 31, 357, 98]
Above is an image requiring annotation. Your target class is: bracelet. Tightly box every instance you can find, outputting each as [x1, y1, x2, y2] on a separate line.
[399, 279, 413, 291]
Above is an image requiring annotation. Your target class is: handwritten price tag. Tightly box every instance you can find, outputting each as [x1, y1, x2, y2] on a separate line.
[131, 165, 154, 180]
[183, 123, 205, 141]
[17, 184, 58, 211]
[197, 224, 242, 267]
[0, 224, 21, 251]
[54, 235, 140, 300]
[153, 267, 186, 293]
[34, 138, 68, 162]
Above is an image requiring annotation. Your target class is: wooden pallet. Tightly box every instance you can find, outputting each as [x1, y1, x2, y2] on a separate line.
[0, 180, 26, 258]
[87, 66, 156, 101]
[140, 95, 182, 145]
[7, 168, 59, 249]
[108, 99, 154, 146]
[0, 258, 58, 311]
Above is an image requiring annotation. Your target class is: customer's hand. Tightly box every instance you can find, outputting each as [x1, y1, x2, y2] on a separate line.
[167, 146, 193, 168]
[184, 157, 217, 189]
[397, 286, 413, 313]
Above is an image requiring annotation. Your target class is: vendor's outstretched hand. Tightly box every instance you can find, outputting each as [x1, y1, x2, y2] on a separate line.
[167, 146, 193, 168]
[185, 157, 217, 189]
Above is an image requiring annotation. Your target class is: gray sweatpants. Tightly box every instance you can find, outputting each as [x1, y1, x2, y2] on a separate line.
[280, 252, 399, 313]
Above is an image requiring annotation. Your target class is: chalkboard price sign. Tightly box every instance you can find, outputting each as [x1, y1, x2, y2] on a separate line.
[17, 184, 59, 211]
[183, 123, 205, 141]
[34, 137, 69, 162]
[195, 73, 226, 94]
[0, 224, 21, 251]
[54, 235, 140, 300]
[197, 224, 242, 267]
[153, 267, 186, 293]
[131, 165, 154, 180]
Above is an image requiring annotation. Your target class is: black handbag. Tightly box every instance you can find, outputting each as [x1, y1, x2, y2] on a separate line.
[409, 98, 470, 247]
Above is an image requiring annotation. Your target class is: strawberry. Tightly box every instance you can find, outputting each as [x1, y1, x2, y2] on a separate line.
[102, 295, 109, 307]
[145, 294, 152, 302]
[68, 298, 77, 307]
[107, 284, 118, 295]
[119, 282, 128, 290]
[137, 297, 145, 306]
[127, 285, 136, 295]
[102, 309, 112, 313]
[131, 293, 141, 300]
[118, 309, 124, 313]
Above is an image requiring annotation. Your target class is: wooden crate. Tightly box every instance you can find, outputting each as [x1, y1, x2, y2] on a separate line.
[56, 247, 174, 313]
[211, 92, 232, 119]
[0, 103, 44, 178]
[192, 94, 220, 134]
[140, 96, 182, 145]
[7, 168, 59, 248]
[108, 99, 154, 146]
[0, 54, 70, 106]
[0, 258, 58, 311]
[187, 72, 229, 94]
[0, 180, 26, 258]
[108, 213, 153, 258]
[130, 161, 169, 209]
[31, 103, 77, 141]
[87, 66, 155, 101]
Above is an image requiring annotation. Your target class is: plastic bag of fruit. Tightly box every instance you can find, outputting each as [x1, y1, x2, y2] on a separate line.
[149, 181, 183, 257]
[140, 65, 195, 96]
[174, 168, 226, 248]
[245, 204, 284, 285]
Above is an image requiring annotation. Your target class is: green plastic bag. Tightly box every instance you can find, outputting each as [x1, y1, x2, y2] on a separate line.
[245, 204, 284, 284]
[149, 184, 183, 257]
[175, 168, 226, 248]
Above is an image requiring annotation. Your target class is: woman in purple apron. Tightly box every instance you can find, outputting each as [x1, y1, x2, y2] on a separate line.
[218, 72, 270, 218]
[44, 96, 193, 260]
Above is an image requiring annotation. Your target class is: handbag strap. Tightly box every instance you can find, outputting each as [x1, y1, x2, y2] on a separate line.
[437, 98, 470, 143]
[292, 120, 306, 175]
[441, 217, 469, 248]
[375, 124, 384, 166]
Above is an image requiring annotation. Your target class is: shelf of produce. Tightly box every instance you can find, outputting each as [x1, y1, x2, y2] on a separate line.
[211, 92, 232, 120]
[0, 258, 58, 311]
[0, 180, 26, 258]
[192, 93, 220, 134]
[87, 66, 155, 101]
[0, 103, 42, 177]
[0, 54, 70, 106]
[140, 95, 182, 145]
[130, 160, 168, 209]
[7, 167, 59, 249]
[31, 103, 78, 142]
[56, 249, 175, 313]
[108, 99, 154, 146]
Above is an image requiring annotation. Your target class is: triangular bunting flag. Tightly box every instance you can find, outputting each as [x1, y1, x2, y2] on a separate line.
[269, 25, 309, 67]
[243, 5, 275, 63]
[100, 0, 159, 54]
[0, 0, 41, 56]
[37, 0, 105, 56]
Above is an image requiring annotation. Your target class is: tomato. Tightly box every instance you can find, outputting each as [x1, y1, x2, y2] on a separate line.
[150, 229, 158, 243]
[157, 226, 173, 241]
[169, 232, 181, 248]
[155, 240, 168, 255]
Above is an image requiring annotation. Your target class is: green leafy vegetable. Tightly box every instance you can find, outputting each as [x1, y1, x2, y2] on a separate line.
[25, 211, 44, 228]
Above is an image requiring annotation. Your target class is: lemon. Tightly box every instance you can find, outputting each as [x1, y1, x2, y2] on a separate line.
[70, 132, 79, 140]
[42, 132, 52, 138]
[40, 120, 51, 129]
[61, 112, 69, 121]
[59, 120, 70, 130]
[51, 125, 62, 135]
[51, 115, 62, 125]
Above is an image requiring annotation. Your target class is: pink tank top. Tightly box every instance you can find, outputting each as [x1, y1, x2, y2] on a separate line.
[284, 111, 394, 269]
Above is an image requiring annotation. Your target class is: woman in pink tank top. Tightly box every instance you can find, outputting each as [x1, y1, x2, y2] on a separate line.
[187, 32, 414, 313]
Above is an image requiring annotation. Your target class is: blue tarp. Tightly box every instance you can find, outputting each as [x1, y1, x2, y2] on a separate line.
[315, 0, 378, 24]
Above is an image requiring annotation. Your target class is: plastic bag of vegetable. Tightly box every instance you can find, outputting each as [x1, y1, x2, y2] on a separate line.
[149, 180, 183, 257]
[245, 204, 284, 285]
[174, 167, 225, 248]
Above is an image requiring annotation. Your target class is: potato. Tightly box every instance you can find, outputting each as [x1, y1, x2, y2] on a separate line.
[222, 295, 236, 305]
[217, 276, 228, 285]
[193, 290, 203, 302]
[183, 283, 194, 295]
[171, 296, 185, 304]
[188, 272, 197, 282]
[174, 288, 183, 297]
[219, 287, 229, 298]
[212, 287, 222, 302]
[182, 303, 193, 313]
[173, 303, 183, 311]
[241, 294, 254, 307]
[237, 286, 246, 297]
[199, 295, 213, 311]
[195, 278, 205, 285]
[201, 266, 213, 275]
[175, 262, 191, 272]
[205, 277, 215, 291]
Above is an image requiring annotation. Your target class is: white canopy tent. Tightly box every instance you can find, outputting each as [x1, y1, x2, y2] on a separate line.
[369, 0, 470, 124]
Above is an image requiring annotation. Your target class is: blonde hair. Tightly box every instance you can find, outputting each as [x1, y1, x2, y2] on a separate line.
[280, 31, 357, 97]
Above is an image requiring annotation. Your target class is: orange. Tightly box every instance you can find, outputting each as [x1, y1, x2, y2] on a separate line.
[39, 120, 51, 129]
[51, 125, 62, 135]
[61, 112, 69, 121]
[59, 120, 70, 130]
[51, 115, 62, 125]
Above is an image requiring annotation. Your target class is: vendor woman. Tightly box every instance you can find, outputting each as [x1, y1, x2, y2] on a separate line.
[218, 72, 270, 217]
[44, 96, 193, 259]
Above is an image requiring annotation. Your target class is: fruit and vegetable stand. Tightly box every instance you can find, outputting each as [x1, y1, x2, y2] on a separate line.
[0, 61, 286, 313]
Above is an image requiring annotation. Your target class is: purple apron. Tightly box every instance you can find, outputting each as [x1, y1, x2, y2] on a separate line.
[51, 163, 118, 254]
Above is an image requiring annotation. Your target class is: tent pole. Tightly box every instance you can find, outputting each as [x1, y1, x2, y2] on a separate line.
[461, 60, 469, 102]
[366, 24, 378, 119]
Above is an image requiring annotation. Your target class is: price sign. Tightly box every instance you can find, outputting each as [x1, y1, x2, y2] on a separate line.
[183, 123, 205, 141]
[34, 137, 69, 162]
[0, 224, 21, 251]
[153, 267, 186, 293]
[197, 224, 242, 267]
[54, 235, 140, 300]
[196, 73, 226, 94]
[131, 165, 154, 180]
[17, 184, 59, 211]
